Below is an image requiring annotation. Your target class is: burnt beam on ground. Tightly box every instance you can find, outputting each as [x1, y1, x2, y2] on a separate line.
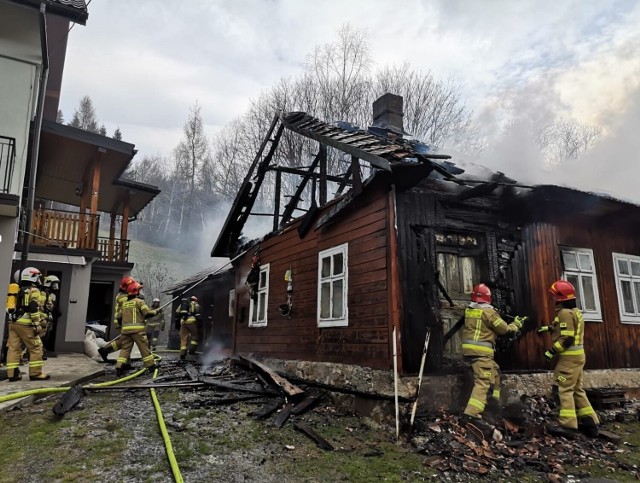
[236, 355, 305, 398]
[293, 422, 335, 451]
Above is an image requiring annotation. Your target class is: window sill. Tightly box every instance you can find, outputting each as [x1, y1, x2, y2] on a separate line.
[318, 319, 348, 328]
[249, 322, 267, 328]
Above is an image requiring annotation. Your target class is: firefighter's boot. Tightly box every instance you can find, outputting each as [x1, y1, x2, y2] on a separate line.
[121, 363, 134, 371]
[116, 367, 126, 377]
[98, 347, 111, 363]
[578, 416, 599, 438]
[547, 424, 576, 439]
[484, 398, 502, 424]
[29, 373, 50, 381]
[8, 372, 22, 382]
[147, 364, 158, 374]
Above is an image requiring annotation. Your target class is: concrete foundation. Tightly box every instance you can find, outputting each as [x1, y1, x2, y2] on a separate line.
[258, 357, 640, 417]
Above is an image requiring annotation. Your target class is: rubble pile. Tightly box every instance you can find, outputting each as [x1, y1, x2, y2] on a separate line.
[411, 395, 636, 480]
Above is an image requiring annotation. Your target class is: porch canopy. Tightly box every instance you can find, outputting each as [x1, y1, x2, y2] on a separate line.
[36, 120, 159, 217]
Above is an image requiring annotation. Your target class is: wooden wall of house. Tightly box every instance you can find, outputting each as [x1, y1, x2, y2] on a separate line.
[506, 219, 640, 370]
[232, 184, 394, 370]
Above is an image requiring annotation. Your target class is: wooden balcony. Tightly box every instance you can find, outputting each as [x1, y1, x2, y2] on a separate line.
[97, 237, 130, 263]
[28, 209, 100, 250]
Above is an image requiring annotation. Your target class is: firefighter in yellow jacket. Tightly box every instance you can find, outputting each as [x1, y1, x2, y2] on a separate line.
[461, 283, 525, 423]
[98, 276, 135, 364]
[6, 267, 49, 381]
[538, 280, 599, 438]
[176, 295, 200, 360]
[114, 281, 160, 376]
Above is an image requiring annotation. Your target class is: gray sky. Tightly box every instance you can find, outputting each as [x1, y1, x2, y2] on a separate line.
[59, 0, 640, 199]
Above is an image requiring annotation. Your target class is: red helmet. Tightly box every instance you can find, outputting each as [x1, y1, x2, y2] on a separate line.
[120, 276, 135, 291]
[127, 282, 142, 296]
[471, 283, 491, 304]
[549, 280, 576, 302]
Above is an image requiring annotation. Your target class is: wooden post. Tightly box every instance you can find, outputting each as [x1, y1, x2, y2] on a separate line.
[351, 155, 362, 195]
[88, 151, 103, 250]
[393, 326, 400, 442]
[121, 194, 129, 262]
[78, 176, 88, 249]
[319, 144, 327, 205]
[108, 211, 116, 261]
[273, 170, 281, 233]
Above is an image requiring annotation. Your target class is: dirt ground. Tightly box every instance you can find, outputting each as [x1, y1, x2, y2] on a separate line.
[1, 355, 640, 483]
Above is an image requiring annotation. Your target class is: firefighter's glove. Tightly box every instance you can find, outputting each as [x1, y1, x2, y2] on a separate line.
[33, 325, 44, 336]
[544, 349, 556, 361]
[513, 316, 527, 330]
[537, 325, 551, 334]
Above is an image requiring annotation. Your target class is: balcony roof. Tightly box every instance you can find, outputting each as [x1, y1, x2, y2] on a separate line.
[37, 120, 160, 217]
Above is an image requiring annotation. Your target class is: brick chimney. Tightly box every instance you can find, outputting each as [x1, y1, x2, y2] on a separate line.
[372, 93, 404, 136]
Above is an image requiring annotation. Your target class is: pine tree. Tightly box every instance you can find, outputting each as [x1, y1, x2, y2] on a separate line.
[56, 109, 64, 123]
[113, 128, 123, 140]
[68, 95, 100, 133]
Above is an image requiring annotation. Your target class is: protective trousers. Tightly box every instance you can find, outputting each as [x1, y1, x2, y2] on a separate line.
[554, 354, 599, 429]
[6, 323, 45, 377]
[115, 332, 155, 369]
[464, 355, 500, 418]
[179, 322, 198, 356]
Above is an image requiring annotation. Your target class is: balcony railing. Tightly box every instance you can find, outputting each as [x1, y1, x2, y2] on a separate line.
[97, 237, 130, 263]
[28, 209, 100, 250]
[0, 136, 16, 194]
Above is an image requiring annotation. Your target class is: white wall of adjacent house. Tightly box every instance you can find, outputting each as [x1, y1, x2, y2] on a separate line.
[0, 1, 42, 198]
[0, 2, 42, 347]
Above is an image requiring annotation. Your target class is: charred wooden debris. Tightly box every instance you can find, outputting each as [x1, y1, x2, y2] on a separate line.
[411, 394, 639, 480]
[50, 357, 640, 479]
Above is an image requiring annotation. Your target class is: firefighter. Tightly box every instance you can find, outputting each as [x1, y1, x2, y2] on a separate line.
[176, 295, 200, 360]
[114, 281, 160, 376]
[40, 275, 60, 353]
[538, 280, 599, 438]
[98, 276, 135, 365]
[5, 267, 49, 381]
[461, 283, 525, 425]
[145, 298, 165, 351]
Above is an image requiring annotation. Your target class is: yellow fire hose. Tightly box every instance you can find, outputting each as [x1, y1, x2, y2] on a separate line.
[150, 365, 184, 483]
[1, 354, 184, 482]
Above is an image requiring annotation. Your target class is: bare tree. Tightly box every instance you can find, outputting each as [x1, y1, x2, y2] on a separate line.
[538, 119, 601, 167]
[175, 103, 210, 232]
[132, 261, 175, 302]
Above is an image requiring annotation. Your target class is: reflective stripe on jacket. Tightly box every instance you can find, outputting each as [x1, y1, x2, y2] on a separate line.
[121, 297, 157, 333]
[552, 307, 585, 356]
[114, 292, 127, 324]
[461, 303, 519, 357]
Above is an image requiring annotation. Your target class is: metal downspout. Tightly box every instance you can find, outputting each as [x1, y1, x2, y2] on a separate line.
[19, 3, 49, 272]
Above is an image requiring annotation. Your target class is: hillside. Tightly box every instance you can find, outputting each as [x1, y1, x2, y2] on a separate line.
[127, 238, 218, 286]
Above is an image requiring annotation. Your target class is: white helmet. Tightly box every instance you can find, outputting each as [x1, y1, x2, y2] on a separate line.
[152, 298, 160, 307]
[21, 267, 42, 284]
[44, 275, 60, 289]
[13, 269, 20, 283]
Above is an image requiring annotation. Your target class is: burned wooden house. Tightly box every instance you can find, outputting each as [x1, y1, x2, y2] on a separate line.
[204, 93, 640, 374]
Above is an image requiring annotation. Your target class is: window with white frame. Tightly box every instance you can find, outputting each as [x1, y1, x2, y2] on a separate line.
[317, 243, 348, 327]
[249, 264, 269, 327]
[612, 253, 640, 323]
[560, 247, 602, 321]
